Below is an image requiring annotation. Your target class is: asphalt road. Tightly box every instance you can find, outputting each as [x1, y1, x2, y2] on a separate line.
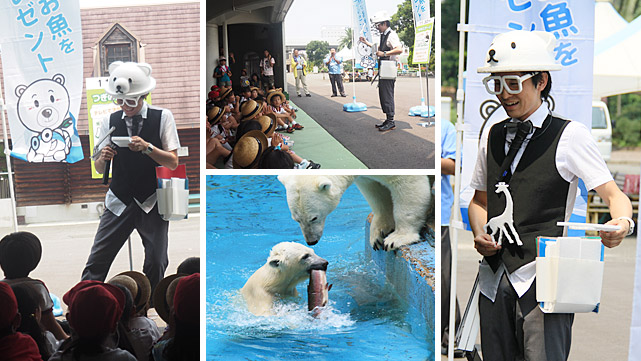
[286, 72, 436, 169]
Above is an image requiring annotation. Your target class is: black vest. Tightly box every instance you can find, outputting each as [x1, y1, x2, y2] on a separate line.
[109, 108, 162, 205]
[486, 114, 571, 273]
[379, 30, 392, 60]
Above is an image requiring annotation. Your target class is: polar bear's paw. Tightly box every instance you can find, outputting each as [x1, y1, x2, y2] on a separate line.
[369, 216, 395, 251]
[382, 231, 421, 251]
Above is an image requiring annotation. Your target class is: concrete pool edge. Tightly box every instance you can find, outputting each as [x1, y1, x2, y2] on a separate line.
[364, 219, 436, 348]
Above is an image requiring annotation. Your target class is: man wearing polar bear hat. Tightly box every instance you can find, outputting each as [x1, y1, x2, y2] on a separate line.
[468, 30, 633, 360]
[82, 62, 181, 294]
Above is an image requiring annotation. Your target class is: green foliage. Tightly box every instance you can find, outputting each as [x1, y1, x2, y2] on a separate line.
[611, 0, 641, 21]
[338, 28, 352, 51]
[306, 40, 330, 68]
[390, 0, 435, 71]
[343, 61, 353, 73]
[442, 49, 464, 88]
[610, 94, 641, 147]
[441, 0, 467, 88]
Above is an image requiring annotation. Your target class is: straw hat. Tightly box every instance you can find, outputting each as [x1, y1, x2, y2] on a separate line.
[266, 88, 285, 104]
[240, 99, 263, 120]
[232, 130, 269, 169]
[152, 273, 186, 323]
[207, 106, 225, 125]
[219, 87, 234, 100]
[111, 271, 151, 314]
[257, 114, 277, 137]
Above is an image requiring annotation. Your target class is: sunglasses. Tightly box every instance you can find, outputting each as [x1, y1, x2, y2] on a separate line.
[113, 97, 141, 107]
[482, 72, 539, 95]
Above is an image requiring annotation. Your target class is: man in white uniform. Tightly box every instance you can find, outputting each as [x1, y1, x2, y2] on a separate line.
[82, 62, 180, 293]
[469, 30, 633, 361]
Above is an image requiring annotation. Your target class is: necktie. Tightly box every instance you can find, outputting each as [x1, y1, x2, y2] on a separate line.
[497, 120, 533, 183]
[131, 114, 142, 136]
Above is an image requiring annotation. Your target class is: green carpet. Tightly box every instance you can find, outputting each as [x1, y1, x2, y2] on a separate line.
[285, 101, 366, 169]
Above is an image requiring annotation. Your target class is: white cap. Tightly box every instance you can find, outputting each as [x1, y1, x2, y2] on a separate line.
[477, 30, 562, 73]
[371, 11, 390, 23]
[105, 61, 156, 98]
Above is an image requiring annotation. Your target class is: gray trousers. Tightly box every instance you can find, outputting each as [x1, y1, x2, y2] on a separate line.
[479, 273, 574, 361]
[295, 74, 309, 95]
[329, 73, 344, 95]
[82, 203, 169, 293]
[378, 78, 395, 120]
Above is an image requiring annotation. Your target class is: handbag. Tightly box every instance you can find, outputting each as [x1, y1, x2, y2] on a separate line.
[156, 165, 189, 221]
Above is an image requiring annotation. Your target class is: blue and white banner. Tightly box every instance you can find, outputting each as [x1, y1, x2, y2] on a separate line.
[460, 0, 594, 231]
[352, 0, 376, 69]
[411, 0, 431, 24]
[0, 0, 84, 163]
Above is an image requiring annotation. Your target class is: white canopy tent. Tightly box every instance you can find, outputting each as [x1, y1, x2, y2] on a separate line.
[335, 46, 355, 61]
[593, 2, 641, 99]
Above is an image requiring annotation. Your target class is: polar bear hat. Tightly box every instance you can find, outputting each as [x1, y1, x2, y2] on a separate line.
[105, 61, 156, 98]
[477, 30, 562, 73]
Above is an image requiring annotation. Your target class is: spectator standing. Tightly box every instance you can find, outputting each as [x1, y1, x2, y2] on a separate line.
[213, 58, 232, 87]
[290, 49, 311, 97]
[260, 50, 276, 92]
[324, 48, 346, 97]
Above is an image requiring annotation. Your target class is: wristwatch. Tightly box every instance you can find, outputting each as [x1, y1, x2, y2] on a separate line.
[142, 143, 154, 155]
[617, 216, 635, 236]
[383, 51, 387, 56]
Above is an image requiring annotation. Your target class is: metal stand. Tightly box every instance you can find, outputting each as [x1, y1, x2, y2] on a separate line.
[127, 235, 133, 271]
[0, 80, 19, 232]
[343, 1, 367, 113]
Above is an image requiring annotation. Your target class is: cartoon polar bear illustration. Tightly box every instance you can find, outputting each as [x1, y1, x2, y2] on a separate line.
[15, 74, 73, 162]
[278, 175, 431, 251]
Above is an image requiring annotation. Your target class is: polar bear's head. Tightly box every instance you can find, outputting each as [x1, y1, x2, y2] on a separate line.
[105, 61, 156, 98]
[15, 74, 70, 132]
[262, 242, 328, 294]
[278, 176, 345, 246]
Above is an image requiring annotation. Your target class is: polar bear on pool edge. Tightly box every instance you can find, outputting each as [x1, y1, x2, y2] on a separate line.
[241, 242, 328, 316]
[278, 175, 431, 251]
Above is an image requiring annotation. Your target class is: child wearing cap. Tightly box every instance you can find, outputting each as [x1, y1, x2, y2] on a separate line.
[0, 231, 68, 341]
[152, 273, 199, 361]
[0, 282, 42, 360]
[267, 90, 303, 133]
[50, 281, 136, 361]
[12, 283, 59, 360]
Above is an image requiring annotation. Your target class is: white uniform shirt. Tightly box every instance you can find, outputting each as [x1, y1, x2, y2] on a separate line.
[97, 102, 180, 216]
[470, 102, 613, 300]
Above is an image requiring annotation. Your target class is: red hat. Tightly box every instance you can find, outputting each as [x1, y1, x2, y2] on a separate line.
[63, 281, 125, 341]
[173, 273, 199, 326]
[0, 282, 18, 330]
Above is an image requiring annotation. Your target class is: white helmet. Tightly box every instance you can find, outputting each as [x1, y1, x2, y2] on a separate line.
[477, 30, 562, 73]
[105, 61, 156, 98]
[371, 11, 390, 24]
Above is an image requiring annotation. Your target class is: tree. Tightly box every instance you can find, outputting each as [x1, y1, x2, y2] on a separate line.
[390, 0, 436, 71]
[338, 27, 353, 51]
[612, 0, 641, 21]
[305, 40, 330, 68]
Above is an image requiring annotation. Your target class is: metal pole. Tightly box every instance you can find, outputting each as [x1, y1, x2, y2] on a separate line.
[449, 0, 468, 359]
[0, 80, 19, 232]
[127, 235, 133, 271]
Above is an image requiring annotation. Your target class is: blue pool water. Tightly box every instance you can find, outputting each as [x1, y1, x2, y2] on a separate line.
[206, 175, 433, 360]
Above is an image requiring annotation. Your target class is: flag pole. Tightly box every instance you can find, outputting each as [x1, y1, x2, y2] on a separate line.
[343, 0, 367, 112]
[0, 79, 20, 232]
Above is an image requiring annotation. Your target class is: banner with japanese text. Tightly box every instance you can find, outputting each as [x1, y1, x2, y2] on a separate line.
[459, 1, 594, 231]
[0, 0, 84, 163]
[412, 18, 434, 64]
[352, 0, 376, 69]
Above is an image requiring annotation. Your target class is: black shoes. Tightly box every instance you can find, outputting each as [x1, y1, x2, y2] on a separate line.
[330, 94, 338, 97]
[340, 93, 346, 97]
[378, 120, 395, 132]
[306, 160, 321, 169]
[441, 346, 466, 358]
[306, 93, 312, 97]
[297, 94, 302, 97]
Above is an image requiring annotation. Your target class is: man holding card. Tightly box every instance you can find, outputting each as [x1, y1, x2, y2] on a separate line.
[468, 30, 633, 361]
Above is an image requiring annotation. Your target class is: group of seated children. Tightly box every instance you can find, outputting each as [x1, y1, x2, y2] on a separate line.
[206, 85, 321, 169]
[0, 231, 200, 361]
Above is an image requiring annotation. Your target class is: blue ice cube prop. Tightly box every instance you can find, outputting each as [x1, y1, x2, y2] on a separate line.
[343, 96, 367, 112]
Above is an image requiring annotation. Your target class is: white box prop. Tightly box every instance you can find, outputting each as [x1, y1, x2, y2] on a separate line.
[536, 236, 604, 313]
[156, 165, 189, 221]
[379, 60, 397, 80]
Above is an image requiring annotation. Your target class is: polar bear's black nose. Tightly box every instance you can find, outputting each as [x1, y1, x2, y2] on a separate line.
[310, 258, 329, 271]
[42, 109, 52, 118]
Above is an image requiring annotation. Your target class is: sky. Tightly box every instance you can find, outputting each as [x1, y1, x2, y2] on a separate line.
[284, 0, 406, 45]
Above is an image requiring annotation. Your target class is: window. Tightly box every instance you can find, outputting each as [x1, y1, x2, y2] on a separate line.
[99, 24, 139, 76]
